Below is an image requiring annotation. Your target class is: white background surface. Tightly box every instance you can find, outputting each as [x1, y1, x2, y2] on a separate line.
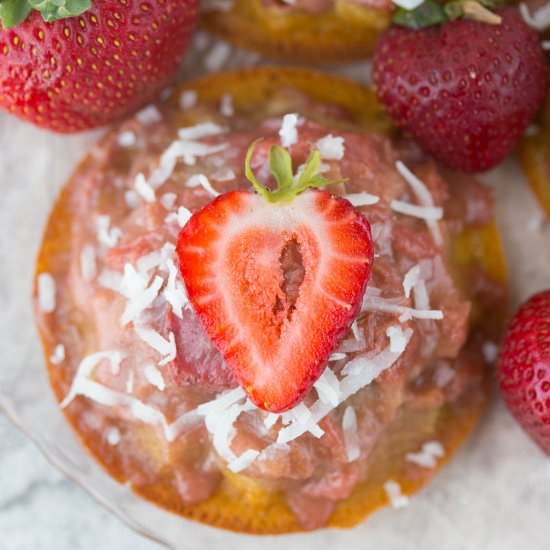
[1, 34, 550, 550]
[0, 413, 160, 550]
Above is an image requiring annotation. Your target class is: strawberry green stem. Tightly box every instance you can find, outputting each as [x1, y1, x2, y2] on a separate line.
[0, 0, 91, 29]
[245, 139, 340, 204]
[393, 0, 503, 29]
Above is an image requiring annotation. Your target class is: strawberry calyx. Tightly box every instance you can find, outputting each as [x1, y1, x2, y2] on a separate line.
[245, 139, 342, 204]
[0, 0, 91, 29]
[393, 0, 503, 29]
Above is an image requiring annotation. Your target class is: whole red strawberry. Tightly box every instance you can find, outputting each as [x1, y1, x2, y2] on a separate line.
[0, 0, 198, 132]
[373, 6, 548, 172]
[498, 290, 550, 455]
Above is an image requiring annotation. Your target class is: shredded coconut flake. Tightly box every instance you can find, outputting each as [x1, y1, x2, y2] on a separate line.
[371, 222, 393, 256]
[120, 270, 163, 326]
[345, 192, 380, 207]
[166, 206, 192, 228]
[134, 326, 176, 366]
[406, 441, 445, 468]
[136, 250, 162, 273]
[279, 113, 300, 147]
[263, 412, 280, 430]
[434, 363, 455, 387]
[386, 325, 409, 353]
[315, 134, 345, 160]
[178, 122, 227, 141]
[120, 262, 148, 299]
[277, 329, 413, 445]
[395, 160, 443, 245]
[98, 270, 123, 292]
[134, 173, 156, 203]
[211, 167, 236, 182]
[106, 426, 121, 446]
[180, 89, 198, 110]
[144, 364, 166, 391]
[228, 449, 260, 473]
[162, 139, 228, 168]
[342, 406, 360, 462]
[62, 351, 197, 441]
[402, 265, 420, 299]
[163, 258, 189, 318]
[136, 105, 162, 125]
[37, 273, 56, 313]
[204, 0, 235, 10]
[186, 174, 220, 197]
[329, 352, 346, 362]
[126, 370, 135, 394]
[362, 292, 443, 321]
[384, 480, 409, 509]
[412, 277, 431, 312]
[78, 244, 97, 282]
[520, 2, 550, 30]
[314, 368, 341, 407]
[61, 351, 126, 408]
[543, 40, 550, 50]
[204, 42, 231, 71]
[117, 130, 136, 147]
[160, 192, 177, 210]
[197, 388, 250, 462]
[391, 199, 443, 222]
[392, 0, 424, 9]
[50, 344, 65, 365]
[197, 387, 246, 417]
[96, 215, 122, 248]
[482, 341, 499, 363]
[351, 320, 362, 342]
[124, 190, 140, 209]
[220, 93, 234, 117]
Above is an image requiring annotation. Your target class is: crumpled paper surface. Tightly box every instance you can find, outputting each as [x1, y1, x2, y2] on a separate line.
[1, 31, 549, 550]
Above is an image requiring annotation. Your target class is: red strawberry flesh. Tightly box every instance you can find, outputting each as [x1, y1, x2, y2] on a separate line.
[498, 290, 550, 455]
[373, 7, 549, 172]
[177, 189, 373, 412]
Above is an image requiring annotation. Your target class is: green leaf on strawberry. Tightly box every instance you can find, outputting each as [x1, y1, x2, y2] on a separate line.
[0, 0, 90, 29]
[393, 0, 503, 29]
[0, 0, 32, 28]
[29, 0, 91, 22]
[245, 140, 342, 204]
[393, 0, 446, 30]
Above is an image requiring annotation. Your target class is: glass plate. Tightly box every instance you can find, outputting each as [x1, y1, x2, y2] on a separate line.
[1, 33, 550, 550]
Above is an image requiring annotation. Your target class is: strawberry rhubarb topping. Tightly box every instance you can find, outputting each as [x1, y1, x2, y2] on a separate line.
[35, 87, 503, 528]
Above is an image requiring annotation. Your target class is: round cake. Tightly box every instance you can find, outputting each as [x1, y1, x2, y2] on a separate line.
[34, 67, 508, 533]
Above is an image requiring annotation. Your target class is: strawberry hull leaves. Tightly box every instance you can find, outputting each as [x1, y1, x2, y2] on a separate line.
[27, 0, 91, 23]
[0, 0, 32, 28]
[0, 0, 198, 132]
[0, 0, 91, 28]
[393, 0, 505, 29]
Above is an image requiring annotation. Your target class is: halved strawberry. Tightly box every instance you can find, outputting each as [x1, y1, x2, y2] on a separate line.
[177, 143, 374, 412]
